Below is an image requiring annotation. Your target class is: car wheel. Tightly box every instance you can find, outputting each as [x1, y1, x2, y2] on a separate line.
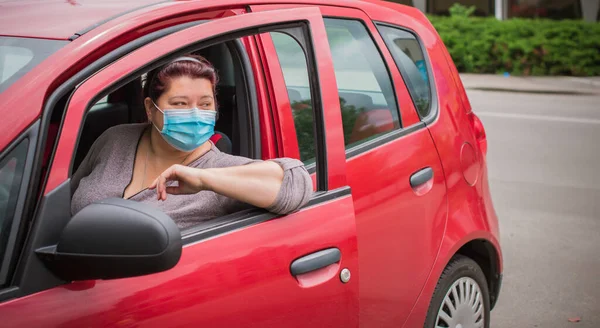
[423, 255, 490, 328]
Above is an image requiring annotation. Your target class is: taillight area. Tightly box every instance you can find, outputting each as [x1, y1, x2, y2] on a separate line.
[468, 112, 487, 156]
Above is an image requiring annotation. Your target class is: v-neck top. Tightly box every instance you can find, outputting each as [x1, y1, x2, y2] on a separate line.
[71, 123, 312, 230]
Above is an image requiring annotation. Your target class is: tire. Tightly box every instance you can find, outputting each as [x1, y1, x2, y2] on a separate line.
[423, 255, 491, 328]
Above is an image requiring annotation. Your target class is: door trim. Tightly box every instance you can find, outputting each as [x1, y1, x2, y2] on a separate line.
[182, 186, 351, 245]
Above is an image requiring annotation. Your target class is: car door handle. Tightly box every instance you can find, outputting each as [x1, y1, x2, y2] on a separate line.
[410, 167, 433, 188]
[290, 248, 341, 276]
[410, 167, 434, 191]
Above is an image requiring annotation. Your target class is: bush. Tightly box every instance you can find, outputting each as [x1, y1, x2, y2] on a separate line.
[428, 12, 600, 76]
[448, 3, 476, 18]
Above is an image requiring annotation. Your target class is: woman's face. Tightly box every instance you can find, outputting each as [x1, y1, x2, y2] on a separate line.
[146, 76, 216, 130]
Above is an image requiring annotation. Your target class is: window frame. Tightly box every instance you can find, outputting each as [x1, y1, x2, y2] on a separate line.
[257, 25, 329, 191]
[323, 18, 401, 125]
[265, 30, 319, 173]
[322, 16, 410, 159]
[55, 21, 327, 240]
[375, 21, 439, 125]
[73, 38, 259, 168]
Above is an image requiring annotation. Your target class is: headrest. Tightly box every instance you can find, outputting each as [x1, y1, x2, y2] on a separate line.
[349, 109, 395, 144]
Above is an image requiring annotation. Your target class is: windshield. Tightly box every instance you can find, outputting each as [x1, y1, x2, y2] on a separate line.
[0, 37, 67, 94]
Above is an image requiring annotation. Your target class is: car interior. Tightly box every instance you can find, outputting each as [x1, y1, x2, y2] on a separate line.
[66, 40, 253, 175]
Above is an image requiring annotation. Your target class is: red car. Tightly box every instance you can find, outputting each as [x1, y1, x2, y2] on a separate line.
[0, 0, 502, 327]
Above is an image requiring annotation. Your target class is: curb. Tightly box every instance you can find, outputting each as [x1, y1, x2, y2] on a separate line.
[465, 87, 598, 96]
[568, 77, 600, 87]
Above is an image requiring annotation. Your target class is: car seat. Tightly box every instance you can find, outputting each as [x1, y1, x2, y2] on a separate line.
[209, 132, 232, 154]
[339, 92, 374, 110]
[349, 109, 395, 144]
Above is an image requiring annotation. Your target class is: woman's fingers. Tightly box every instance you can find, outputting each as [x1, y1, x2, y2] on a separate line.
[152, 164, 204, 200]
[152, 165, 177, 200]
[149, 178, 158, 190]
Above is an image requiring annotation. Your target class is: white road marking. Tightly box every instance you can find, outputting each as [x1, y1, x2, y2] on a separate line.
[476, 112, 600, 124]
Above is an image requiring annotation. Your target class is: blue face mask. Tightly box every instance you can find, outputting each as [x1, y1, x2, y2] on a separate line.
[152, 101, 216, 152]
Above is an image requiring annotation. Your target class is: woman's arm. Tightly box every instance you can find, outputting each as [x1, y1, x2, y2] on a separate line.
[150, 159, 312, 213]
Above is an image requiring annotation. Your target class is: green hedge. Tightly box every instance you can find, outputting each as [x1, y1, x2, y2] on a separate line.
[428, 15, 600, 76]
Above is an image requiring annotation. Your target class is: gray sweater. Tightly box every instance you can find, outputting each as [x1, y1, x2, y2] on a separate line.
[71, 124, 313, 230]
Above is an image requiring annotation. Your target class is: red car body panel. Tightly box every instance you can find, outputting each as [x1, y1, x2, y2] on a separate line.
[0, 1, 502, 327]
[1, 198, 359, 327]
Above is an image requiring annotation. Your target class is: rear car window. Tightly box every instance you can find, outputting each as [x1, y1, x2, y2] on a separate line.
[377, 25, 432, 119]
[0, 37, 67, 94]
[323, 18, 400, 149]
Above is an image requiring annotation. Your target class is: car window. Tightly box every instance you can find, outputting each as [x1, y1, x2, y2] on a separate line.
[323, 18, 400, 149]
[270, 32, 316, 165]
[0, 37, 67, 94]
[0, 140, 28, 278]
[378, 25, 432, 119]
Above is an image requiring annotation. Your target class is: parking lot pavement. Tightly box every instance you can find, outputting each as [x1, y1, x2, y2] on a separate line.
[460, 73, 600, 95]
[463, 81, 600, 328]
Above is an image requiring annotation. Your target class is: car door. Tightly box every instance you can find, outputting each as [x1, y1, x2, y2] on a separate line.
[0, 8, 359, 328]
[321, 10, 448, 327]
[322, 9, 448, 327]
[252, 4, 448, 327]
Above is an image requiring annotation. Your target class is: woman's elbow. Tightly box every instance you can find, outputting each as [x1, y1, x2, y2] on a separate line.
[266, 165, 313, 215]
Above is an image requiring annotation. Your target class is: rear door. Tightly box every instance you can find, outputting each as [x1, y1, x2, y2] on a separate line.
[319, 9, 447, 327]
[252, 4, 448, 327]
[0, 8, 359, 328]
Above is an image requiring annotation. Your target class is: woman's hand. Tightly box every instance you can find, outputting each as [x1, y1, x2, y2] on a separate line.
[149, 164, 208, 201]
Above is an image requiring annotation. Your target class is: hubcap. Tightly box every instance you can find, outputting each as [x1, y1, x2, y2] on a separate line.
[435, 277, 485, 328]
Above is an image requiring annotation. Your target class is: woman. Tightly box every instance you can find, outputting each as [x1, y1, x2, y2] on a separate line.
[71, 55, 312, 230]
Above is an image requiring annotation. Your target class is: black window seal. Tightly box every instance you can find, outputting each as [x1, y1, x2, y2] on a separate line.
[0, 286, 19, 302]
[226, 40, 261, 159]
[181, 186, 350, 245]
[374, 21, 439, 126]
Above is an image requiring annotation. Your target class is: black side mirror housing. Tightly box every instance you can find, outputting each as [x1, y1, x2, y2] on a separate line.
[36, 198, 182, 281]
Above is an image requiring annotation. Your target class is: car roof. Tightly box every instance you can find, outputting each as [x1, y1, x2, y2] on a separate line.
[0, 0, 403, 41]
[0, 0, 164, 40]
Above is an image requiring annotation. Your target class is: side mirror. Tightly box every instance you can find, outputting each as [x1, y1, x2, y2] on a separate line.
[36, 198, 182, 281]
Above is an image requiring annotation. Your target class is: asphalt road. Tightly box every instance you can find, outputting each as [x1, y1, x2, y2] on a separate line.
[467, 89, 600, 328]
